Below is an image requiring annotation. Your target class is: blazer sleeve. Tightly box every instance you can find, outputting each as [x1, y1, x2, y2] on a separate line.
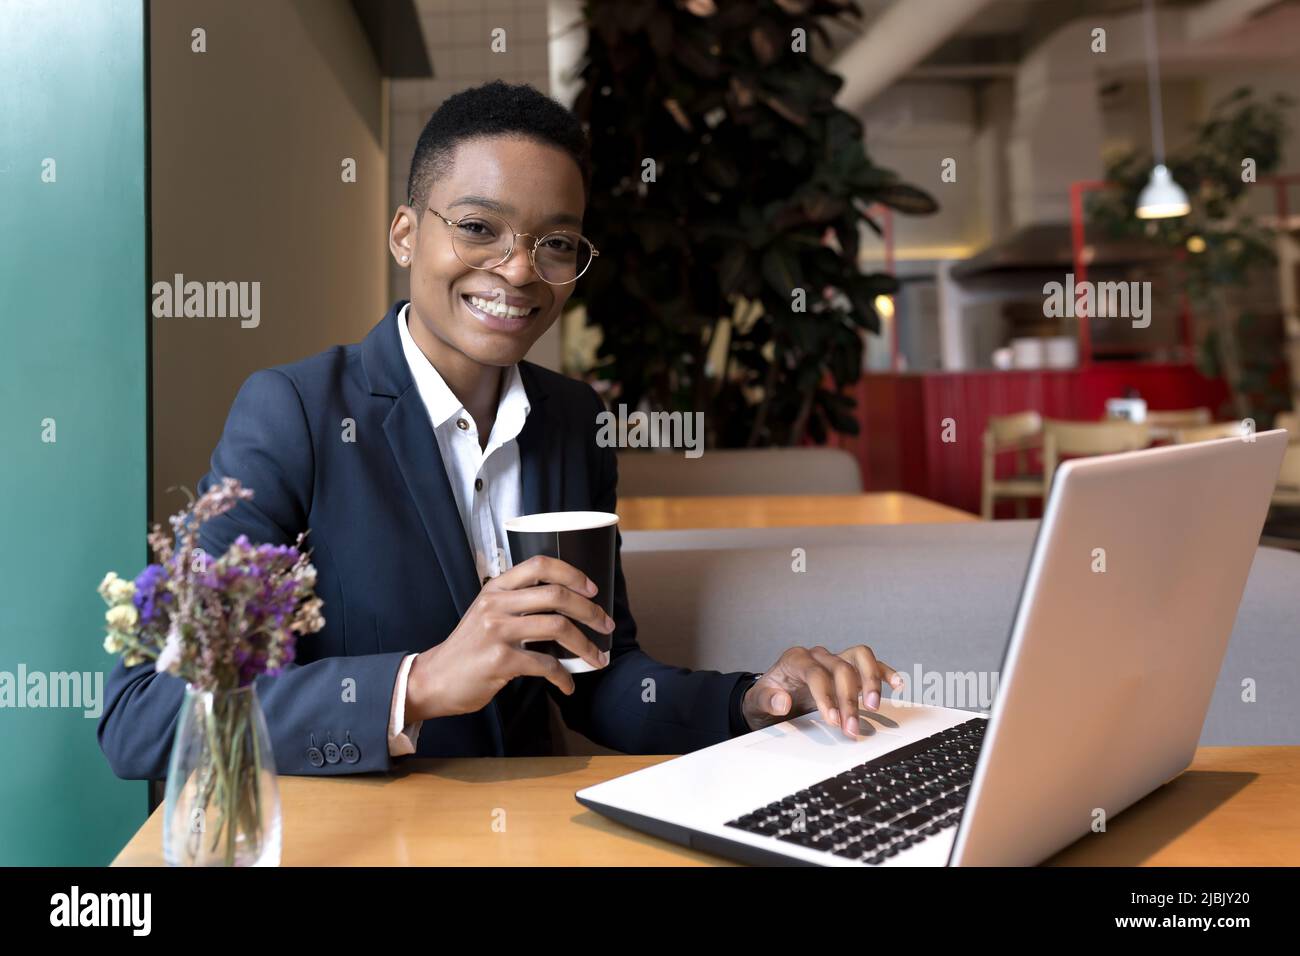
[96, 369, 408, 780]
[545, 386, 752, 755]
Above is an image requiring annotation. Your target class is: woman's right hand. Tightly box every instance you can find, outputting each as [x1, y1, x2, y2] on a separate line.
[404, 555, 615, 721]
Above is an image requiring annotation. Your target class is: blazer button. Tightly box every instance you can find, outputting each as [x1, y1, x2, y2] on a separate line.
[323, 741, 341, 764]
[341, 741, 360, 764]
[307, 746, 325, 768]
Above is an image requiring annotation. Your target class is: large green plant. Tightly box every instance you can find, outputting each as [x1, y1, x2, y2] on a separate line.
[1088, 87, 1292, 423]
[569, 0, 936, 447]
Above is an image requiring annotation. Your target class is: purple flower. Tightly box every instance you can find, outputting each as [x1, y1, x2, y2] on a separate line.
[103, 478, 324, 691]
[133, 564, 169, 623]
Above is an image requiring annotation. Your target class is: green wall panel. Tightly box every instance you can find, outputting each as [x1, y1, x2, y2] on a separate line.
[0, 0, 149, 865]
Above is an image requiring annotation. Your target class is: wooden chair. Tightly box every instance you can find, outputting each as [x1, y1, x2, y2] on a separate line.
[981, 411, 1044, 520]
[1042, 419, 1150, 492]
[1145, 407, 1211, 429]
[1143, 407, 1211, 441]
[1274, 410, 1298, 441]
[1173, 421, 1252, 444]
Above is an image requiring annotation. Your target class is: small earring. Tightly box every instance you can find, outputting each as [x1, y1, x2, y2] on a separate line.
[400, 254, 409, 263]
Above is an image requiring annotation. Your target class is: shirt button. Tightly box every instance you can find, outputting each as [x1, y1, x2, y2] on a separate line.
[456, 418, 469, 431]
[474, 478, 483, 492]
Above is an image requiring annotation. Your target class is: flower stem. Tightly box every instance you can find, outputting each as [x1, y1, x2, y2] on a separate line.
[203, 696, 230, 859]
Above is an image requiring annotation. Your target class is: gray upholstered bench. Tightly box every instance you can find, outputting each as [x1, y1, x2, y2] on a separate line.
[550, 521, 1298, 754]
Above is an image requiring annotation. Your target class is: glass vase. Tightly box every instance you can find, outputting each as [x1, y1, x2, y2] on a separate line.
[162, 683, 281, 866]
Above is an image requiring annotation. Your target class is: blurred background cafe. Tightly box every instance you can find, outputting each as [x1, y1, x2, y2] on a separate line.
[134, 0, 1300, 544]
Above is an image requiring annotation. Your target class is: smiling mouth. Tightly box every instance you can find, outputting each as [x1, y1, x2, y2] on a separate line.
[461, 293, 540, 319]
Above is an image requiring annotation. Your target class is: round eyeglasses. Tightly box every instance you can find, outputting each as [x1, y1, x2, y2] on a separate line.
[427, 207, 599, 285]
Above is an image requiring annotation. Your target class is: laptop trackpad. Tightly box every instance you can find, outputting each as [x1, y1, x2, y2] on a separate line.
[741, 702, 971, 766]
[742, 710, 909, 764]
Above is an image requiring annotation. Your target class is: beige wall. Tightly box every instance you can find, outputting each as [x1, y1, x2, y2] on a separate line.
[150, 0, 389, 522]
[855, 81, 992, 263]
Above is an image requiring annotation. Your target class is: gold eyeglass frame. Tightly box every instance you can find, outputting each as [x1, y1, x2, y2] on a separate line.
[426, 207, 600, 286]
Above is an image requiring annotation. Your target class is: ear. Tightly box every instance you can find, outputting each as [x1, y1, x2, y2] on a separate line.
[389, 205, 418, 266]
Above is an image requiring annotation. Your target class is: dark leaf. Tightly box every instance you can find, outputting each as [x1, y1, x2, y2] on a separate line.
[871, 182, 939, 215]
[761, 246, 804, 298]
[750, 23, 781, 65]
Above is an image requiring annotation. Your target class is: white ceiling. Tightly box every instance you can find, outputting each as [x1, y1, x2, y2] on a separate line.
[818, 0, 1284, 68]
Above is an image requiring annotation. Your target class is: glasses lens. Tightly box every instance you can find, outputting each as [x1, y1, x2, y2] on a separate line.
[449, 211, 512, 269]
[534, 232, 593, 284]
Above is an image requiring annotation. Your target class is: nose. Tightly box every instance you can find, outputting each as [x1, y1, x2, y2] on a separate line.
[490, 240, 538, 287]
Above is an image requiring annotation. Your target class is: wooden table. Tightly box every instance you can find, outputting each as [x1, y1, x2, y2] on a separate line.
[113, 746, 1299, 866]
[616, 492, 978, 531]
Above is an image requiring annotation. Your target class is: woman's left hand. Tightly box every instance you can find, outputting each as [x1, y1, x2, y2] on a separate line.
[741, 644, 903, 737]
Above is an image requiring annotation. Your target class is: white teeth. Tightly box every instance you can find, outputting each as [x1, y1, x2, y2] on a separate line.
[468, 295, 532, 318]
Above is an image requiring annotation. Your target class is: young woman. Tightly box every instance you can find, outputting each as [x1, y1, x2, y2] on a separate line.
[99, 81, 901, 779]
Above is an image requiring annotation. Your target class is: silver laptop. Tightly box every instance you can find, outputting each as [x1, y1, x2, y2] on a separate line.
[576, 430, 1288, 866]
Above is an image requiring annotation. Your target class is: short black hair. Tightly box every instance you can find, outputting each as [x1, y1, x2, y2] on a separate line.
[406, 80, 590, 214]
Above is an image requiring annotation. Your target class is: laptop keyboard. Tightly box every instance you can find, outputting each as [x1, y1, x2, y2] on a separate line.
[724, 716, 988, 865]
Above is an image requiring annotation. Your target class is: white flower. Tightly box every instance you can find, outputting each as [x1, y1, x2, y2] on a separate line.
[103, 633, 126, 654]
[108, 577, 136, 604]
[105, 604, 139, 632]
[97, 572, 121, 602]
[155, 623, 183, 675]
[98, 571, 137, 605]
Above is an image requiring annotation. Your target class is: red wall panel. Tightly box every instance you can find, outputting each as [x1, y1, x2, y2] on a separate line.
[830, 363, 1229, 516]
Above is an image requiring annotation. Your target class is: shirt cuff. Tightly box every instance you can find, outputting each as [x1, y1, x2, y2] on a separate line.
[729, 672, 761, 737]
[388, 653, 425, 756]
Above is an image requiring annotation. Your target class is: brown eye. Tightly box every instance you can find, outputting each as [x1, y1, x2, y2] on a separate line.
[454, 220, 497, 242]
[540, 234, 578, 253]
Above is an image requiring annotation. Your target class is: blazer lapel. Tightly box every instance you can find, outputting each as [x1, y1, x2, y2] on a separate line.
[386, 395, 508, 758]
[362, 302, 482, 617]
[517, 362, 562, 515]
[382, 391, 483, 617]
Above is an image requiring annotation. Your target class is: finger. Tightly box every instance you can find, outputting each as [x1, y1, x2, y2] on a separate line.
[515, 613, 605, 670]
[875, 655, 902, 691]
[750, 681, 792, 720]
[794, 650, 840, 728]
[498, 583, 614, 637]
[839, 646, 902, 710]
[509, 647, 577, 696]
[810, 646, 863, 737]
[834, 645, 880, 713]
[490, 555, 596, 598]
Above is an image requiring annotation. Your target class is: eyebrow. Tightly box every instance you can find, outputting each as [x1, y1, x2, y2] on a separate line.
[446, 195, 583, 230]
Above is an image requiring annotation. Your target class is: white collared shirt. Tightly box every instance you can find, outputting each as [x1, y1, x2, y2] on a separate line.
[387, 302, 531, 755]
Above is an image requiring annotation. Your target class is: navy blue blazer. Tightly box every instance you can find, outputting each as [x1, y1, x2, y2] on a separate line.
[98, 302, 753, 778]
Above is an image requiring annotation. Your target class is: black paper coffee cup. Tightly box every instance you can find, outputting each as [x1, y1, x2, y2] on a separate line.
[504, 511, 619, 673]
